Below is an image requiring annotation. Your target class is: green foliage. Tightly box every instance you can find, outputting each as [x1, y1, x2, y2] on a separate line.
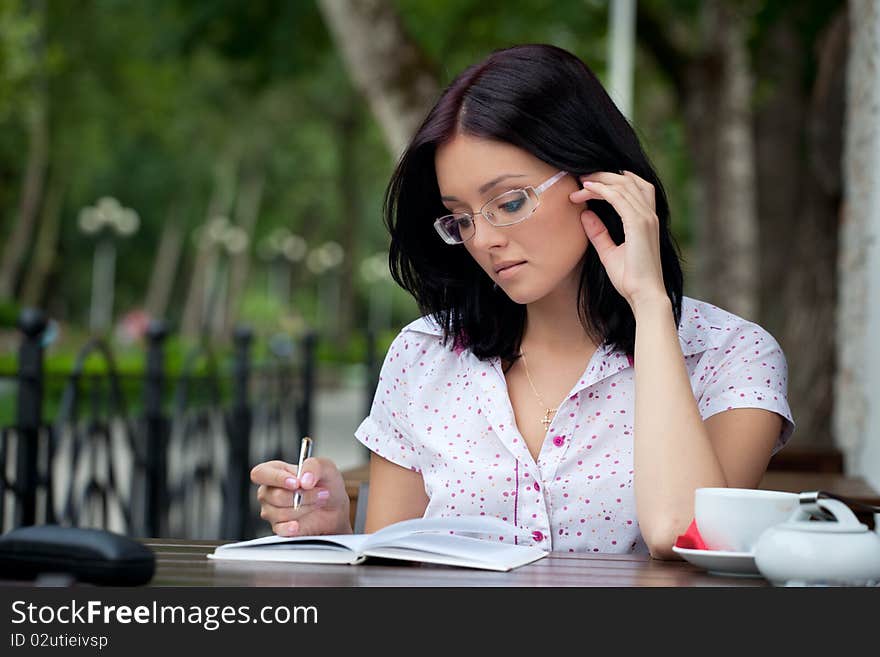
[8, 0, 834, 343]
[0, 299, 19, 328]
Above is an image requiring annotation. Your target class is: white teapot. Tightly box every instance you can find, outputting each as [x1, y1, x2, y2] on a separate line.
[754, 492, 880, 586]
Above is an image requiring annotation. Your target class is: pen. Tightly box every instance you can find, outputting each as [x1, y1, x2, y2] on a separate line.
[292, 436, 313, 510]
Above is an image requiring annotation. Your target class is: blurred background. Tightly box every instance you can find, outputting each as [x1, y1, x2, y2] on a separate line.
[1, 0, 878, 540]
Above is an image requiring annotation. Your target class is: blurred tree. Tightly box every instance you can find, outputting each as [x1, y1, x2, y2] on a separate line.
[0, 0, 48, 301]
[639, 0, 760, 319]
[754, 2, 845, 451]
[0, 0, 845, 420]
[143, 203, 183, 321]
[838, 0, 879, 482]
[639, 0, 844, 449]
[317, 0, 439, 156]
[19, 170, 63, 305]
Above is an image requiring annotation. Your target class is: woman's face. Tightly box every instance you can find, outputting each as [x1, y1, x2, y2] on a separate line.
[434, 133, 587, 305]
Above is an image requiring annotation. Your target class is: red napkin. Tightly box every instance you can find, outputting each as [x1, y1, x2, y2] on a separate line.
[674, 519, 708, 550]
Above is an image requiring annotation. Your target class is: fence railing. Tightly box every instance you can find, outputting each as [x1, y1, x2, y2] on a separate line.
[0, 310, 381, 540]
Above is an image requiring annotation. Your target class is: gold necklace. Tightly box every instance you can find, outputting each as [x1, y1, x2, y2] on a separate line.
[519, 351, 557, 429]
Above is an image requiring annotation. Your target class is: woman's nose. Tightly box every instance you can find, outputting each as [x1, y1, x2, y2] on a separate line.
[470, 214, 508, 250]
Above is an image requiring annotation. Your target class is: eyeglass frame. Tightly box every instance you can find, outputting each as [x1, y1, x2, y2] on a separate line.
[433, 170, 569, 245]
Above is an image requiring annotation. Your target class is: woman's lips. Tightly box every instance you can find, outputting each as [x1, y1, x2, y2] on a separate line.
[496, 262, 526, 280]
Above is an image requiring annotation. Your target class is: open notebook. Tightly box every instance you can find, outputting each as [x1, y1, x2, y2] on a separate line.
[208, 516, 547, 572]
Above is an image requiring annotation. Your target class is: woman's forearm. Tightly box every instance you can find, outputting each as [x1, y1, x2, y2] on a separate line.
[631, 295, 727, 558]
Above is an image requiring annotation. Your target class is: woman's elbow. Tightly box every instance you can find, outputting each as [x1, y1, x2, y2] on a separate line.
[648, 542, 680, 561]
[642, 525, 685, 561]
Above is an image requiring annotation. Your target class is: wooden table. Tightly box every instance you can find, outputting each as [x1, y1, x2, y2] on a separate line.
[144, 538, 767, 587]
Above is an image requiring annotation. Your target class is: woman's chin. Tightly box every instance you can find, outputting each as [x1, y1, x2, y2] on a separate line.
[500, 286, 543, 305]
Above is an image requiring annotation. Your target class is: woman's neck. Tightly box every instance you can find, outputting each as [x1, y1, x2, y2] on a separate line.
[520, 281, 597, 358]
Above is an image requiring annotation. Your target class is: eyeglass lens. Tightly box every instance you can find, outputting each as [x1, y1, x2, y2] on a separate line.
[438, 189, 534, 243]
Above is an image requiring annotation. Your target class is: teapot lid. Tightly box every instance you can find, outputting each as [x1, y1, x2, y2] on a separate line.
[776, 519, 869, 534]
[778, 496, 871, 534]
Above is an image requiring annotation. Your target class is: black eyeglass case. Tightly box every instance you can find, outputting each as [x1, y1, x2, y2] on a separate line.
[0, 525, 155, 586]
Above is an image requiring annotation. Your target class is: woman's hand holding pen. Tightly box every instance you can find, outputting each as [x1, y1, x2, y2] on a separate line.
[251, 457, 352, 536]
[569, 171, 669, 311]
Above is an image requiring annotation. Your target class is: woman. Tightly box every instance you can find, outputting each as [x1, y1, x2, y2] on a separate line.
[250, 44, 794, 559]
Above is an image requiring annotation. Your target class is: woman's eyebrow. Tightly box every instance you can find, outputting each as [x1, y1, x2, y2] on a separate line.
[441, 173, 528, 201]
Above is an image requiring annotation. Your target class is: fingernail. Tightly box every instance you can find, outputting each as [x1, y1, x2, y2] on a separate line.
[301, 472, 315, 487]
[284, 477, 297, 489]
[583, 181, 595, 186]
[316, 490, 330, 500]
[287, 521, 299, 536]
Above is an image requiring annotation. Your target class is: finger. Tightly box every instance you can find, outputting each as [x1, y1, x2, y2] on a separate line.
[273, 520, 300, 537]
[582, 181, 644, 226]
[581, 209, 617, 261]
[261, 501, 331, 528]
[582, 172, 653, 215]
[251, 461, 300, 490]
[570, 171, 624, 202]
[580, 171, 625, 182]
[297, 456, 336, 490]
[261, 484, 331, 508]
[593, 178, 654, 218]
[259, 485, 296, 507]
[622, 170, 656, 210]
[289, 509, 333, 538]
[569, 187, 599, 203]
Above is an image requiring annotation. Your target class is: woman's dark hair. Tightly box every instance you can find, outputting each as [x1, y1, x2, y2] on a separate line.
[385, 44, 683, 364]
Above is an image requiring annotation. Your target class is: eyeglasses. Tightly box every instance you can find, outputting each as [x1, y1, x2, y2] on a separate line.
[433, 170, 568, 245]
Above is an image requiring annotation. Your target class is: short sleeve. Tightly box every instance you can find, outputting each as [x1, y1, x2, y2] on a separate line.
[695, 322, 795, 455]
[353, 331, 423, 473]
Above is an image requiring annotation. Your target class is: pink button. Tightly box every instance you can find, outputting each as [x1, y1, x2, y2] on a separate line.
[534, 482, 541, 492]
[552, 435, 565, 447]
[532, 530, 544, 542]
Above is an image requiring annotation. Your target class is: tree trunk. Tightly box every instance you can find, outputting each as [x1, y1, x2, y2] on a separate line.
[0, 0, 47, 301]
[223, 169, 266, 335]
[143, 204, 184, 321]
[837, 0, 880, 485]
[773, 9, 846, 450]
[316, 0, 439, 156]
[180, 151, 239, 337]
[639, 1, 845, 454]
[19, 168, 63, 308]
[684, 1, 759, 319]
[754, 17, 805, 338]
[334, 110, 361, 347]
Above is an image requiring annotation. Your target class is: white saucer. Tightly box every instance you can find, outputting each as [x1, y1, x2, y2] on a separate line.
[672, 545, 761, 578]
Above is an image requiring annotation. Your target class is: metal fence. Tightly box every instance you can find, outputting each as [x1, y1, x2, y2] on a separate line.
[0, 309, 372, 541]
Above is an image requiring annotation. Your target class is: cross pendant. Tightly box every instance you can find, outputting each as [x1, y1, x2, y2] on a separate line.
[541, 409, 555, 429]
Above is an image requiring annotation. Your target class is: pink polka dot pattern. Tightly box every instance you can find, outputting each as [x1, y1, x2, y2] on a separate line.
[354, 296, 794, 555]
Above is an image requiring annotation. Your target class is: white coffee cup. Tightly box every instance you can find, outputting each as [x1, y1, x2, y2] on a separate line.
[694, 487, 799, 553]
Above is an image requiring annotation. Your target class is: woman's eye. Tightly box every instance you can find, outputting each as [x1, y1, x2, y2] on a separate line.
[499, 198, 525, 213]
[458, 216, 473, 228]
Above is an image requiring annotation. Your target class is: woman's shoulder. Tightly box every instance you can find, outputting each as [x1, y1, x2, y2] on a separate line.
[383, 314, 460, 361]
[399, 314, 445, 338]
[678, 296, 781, 355]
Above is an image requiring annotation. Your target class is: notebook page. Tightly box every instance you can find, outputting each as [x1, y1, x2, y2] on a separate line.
[364, 515, 521, 548]
[363, 533, 547, 571]
[212, 532, 370, 553]
[207, 546, 367, 565]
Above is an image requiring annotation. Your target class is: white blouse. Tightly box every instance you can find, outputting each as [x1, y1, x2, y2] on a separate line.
[354, 296, 794, 554]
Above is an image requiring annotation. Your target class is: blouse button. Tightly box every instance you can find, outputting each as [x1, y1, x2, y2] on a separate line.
[534, 481, 541, 492]
[552, 435, 565, 447]
[532, 530, 544, 542]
